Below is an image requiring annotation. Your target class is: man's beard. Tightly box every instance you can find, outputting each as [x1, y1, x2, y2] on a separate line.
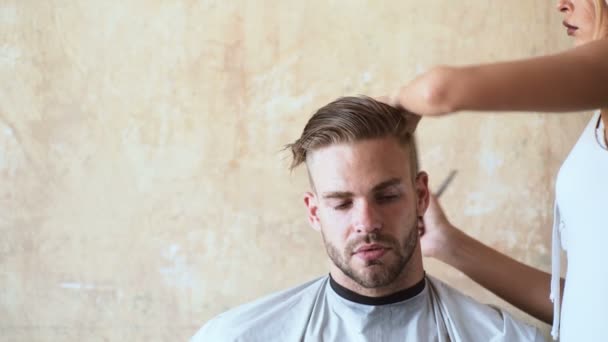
[323, 219, 418, 289]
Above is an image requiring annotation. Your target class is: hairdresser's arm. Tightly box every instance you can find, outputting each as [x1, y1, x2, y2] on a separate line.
[393, 39, 608, 116]
[422, 195, 565, 323]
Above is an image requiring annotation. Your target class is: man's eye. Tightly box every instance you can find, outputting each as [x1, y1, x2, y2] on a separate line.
[334, 202, 352, 210]
[377, 194, 400, 203]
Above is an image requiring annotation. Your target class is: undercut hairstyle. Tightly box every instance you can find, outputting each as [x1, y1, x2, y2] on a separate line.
[286, 96, 421, 177]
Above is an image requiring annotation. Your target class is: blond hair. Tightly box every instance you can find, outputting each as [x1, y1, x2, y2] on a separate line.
[286, 96, 421, 175]
[593, 0, 608, 39]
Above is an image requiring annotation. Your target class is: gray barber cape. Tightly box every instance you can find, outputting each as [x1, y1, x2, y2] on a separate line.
[192, 275, 545, 342]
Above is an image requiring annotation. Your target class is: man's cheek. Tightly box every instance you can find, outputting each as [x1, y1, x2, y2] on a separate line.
[321, 209, 349, 227]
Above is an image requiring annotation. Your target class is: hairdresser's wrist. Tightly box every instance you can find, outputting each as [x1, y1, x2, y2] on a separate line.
[433, 224, 469, 266]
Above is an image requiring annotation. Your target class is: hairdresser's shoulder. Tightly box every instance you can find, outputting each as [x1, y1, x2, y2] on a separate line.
[190, 276, 329, 342]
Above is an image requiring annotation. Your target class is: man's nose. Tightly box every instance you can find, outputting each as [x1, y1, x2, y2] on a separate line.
[353, 201, 383, 234]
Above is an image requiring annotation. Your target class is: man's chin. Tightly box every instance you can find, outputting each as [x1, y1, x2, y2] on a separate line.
[350, 265, 388, 280]
[352, 273, 393, 289]
[351, 253, 391, 267]
[347, 257, 406, 288]
[352, 264, 385, 276]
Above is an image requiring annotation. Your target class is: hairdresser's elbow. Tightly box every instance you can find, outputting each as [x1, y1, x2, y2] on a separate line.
[422, 65, 460, 114]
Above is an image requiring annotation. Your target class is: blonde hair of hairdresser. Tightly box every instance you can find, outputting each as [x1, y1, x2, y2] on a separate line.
[593, 0, 608, 39]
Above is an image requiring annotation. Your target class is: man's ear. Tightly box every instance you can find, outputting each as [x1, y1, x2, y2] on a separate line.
[415, 171, 430, 217]
[304, 192, 322, 232]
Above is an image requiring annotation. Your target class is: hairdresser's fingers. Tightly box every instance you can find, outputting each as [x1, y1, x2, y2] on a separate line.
[374, 95, 391, 104]
[389, 87, 405, 107]
[393, 72, 456, 116]
[392, 85, 423, 114]
[420, 194, 453, 258]
[376, 93, 410, 110]
[374, 95, 402, 108]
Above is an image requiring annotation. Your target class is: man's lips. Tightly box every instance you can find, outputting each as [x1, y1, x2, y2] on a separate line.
[353, 244, 389, 261]
[354, 244, 387, 253]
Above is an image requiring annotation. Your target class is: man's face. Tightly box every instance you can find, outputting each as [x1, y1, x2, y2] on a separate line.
[304, 137, 429, 289]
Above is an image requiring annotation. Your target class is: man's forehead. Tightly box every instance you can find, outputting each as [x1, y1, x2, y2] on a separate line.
[306, 142, 354, 165]
[305, 140, 413, 194]
[307, 139, 410, 171]
[307, 137, 407, 164]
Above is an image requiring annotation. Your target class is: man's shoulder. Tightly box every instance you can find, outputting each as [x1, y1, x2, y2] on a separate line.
[427, 276, 546, 342]
[190, 276, 328, 342]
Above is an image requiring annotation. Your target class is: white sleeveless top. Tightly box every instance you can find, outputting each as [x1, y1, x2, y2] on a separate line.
[551, 111, 608, 340]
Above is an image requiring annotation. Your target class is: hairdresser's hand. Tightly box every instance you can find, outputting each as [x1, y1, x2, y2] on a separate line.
[420, 194, 462, 261]
[389, 66, 456, 116]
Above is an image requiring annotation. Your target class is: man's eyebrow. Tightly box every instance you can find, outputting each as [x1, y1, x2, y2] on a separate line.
[372, 178, 403, 192]
[321, 178, 403, 199]
[321, 191, 353, 200]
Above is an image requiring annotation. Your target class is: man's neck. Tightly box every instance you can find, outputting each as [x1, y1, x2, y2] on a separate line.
[328, 261, 425, 298]
[329, 273, 426, 305]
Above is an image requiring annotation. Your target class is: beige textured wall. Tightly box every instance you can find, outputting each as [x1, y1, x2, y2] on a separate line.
[0, 0, 590, 340]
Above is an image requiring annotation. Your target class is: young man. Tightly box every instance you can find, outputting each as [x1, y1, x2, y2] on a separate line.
[192, 96, 545, 342]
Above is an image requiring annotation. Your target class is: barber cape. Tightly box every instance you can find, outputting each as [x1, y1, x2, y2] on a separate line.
[192, 275, 545, 342]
